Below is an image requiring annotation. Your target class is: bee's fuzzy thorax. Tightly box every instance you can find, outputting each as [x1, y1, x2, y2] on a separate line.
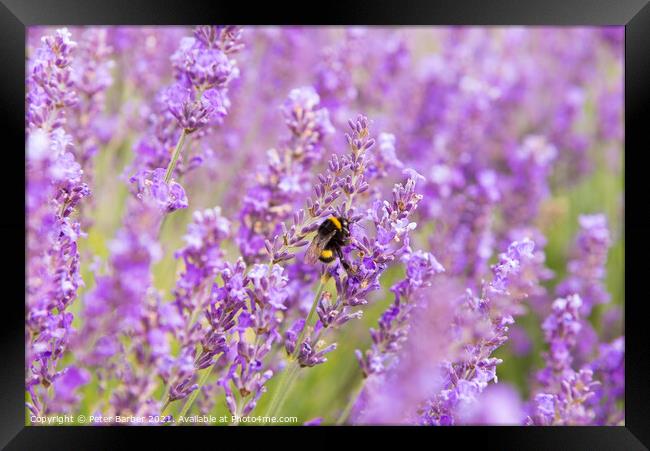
[328, 216, 342, 231]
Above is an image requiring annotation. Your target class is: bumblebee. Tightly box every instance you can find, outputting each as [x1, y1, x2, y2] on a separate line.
[305, 216, 352, 271]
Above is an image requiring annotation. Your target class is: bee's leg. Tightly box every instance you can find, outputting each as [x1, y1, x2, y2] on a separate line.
[335, 247, 355, 274]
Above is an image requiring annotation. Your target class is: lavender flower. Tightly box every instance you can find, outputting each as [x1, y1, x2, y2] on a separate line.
[420, 238, 536, 425]
[27, 29, 78, 131]
[503, 136, 557, 228]
[527, 369, 600, 426]
[69, 28, 114, 172]
[129, 26, 243, 182]
[264, 114, 376, 265]
[167, 26, 241, 133]
[527, 216, 619, 426]
[536, 294, 584, 387]
[284, 318, 338, 368]
[356, 250, 445, 378]
[161, 207, 234, 404]
[554, 214, 613, 368]
[237, 87, 334, 262]
[556, 214, 611, 315]
[222, 263, 289, 417]
[166, 261, 246, 404]
[129, 168, 189, 213]
[588, 337, 624, 425]
[284, 119, 426, 368]
[174, 207, 231, 311]
[336, 249, 444, 424]
[26, 29, 90, 417]
[526, 294, 601, 426]
[352, 276, 461, 424]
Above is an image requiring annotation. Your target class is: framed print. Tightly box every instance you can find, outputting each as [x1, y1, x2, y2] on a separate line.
[2, 0, 648, 448]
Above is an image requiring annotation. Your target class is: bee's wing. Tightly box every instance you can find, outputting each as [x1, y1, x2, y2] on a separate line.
[304, 230, 336, 264]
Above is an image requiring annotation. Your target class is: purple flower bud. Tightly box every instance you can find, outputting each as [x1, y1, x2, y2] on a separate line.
[129, 168, 188, 213]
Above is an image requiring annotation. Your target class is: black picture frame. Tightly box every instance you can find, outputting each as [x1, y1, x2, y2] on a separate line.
[3, 0, 648, 449]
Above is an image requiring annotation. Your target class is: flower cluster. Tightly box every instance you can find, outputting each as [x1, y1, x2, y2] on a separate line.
[26, 29, 91, 416]
[556, 214, 612, 315]
[264, 114, 376, 266]
[283, 116, 413, 368]
[350, 274, 461, 424]
[165, 260, 246, 404]
[306, 166, 428, 351]
[536, 294, 585, 387]
[167, 26, 241, 133]
[237, 87, 334, 262]
[69, 28, 115, 172]
[69, 26, 243, 419]
[527, 368, 600, 426]
[27, 29, 78, 130]
[419, 239, 536, 425]
[341, 250, 445, 424]
[160, 207, 234, 402]
[222, 263, 288, 416]
[588, 337, 624, 424]
[129, 168, 189, 213]
[130, 26, 243, 181]
[525, 213, 620, 426]
[355, 250, 445, 378]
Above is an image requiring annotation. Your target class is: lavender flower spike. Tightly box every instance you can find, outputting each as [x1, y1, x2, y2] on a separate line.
[356, 250, 445, 379]
[420, 238, 536, 425]
[527, 295, 601, 425]
[26, 29, 91, 417]
[237, 86, 333, 262]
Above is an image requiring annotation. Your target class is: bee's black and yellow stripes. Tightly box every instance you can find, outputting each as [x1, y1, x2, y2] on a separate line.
[319, 248, 335, 262]
[312, 215, 349, 265]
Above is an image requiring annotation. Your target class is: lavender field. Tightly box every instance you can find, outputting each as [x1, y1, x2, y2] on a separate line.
[25, 26, 624, 426]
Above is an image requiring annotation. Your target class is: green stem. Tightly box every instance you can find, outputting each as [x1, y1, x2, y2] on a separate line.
[177, 355, 221, 419]
[164, 128, 188, 184]
[263, 278, 327, 418]
[292, 278, 325, 359]
[336, 378, 366, 425]
[229, 389, 247, 426]
[161, 398, 171, 416]
[158, 284, 212, 415]
[263, 359, 300, 419]
[158, 214, 170, 240]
